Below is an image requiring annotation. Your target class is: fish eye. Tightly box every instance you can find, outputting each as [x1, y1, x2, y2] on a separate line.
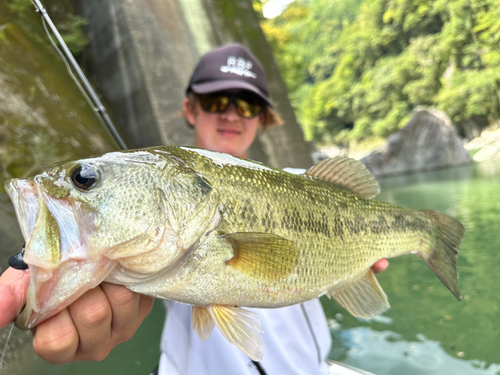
[70, 164, 99, 190]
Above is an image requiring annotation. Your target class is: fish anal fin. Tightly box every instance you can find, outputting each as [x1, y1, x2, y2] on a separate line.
[222, 232, 299, 281]
[192, 306, 215, 341]
[304, 156, 379, 199]
[209, 305, 264, 361]
[329, 270, 389, 319]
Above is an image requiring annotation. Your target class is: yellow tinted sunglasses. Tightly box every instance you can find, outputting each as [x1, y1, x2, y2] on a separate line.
[198, 92, 264, 119]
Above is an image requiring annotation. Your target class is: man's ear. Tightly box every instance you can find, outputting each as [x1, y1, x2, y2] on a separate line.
[183, 98, 196, 126]
[259, 110, 266, 125]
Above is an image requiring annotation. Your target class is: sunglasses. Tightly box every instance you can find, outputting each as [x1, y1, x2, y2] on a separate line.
[198, 92, 264, 119]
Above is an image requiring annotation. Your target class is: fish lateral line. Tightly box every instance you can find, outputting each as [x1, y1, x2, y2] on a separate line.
[3, 146, 465, 361]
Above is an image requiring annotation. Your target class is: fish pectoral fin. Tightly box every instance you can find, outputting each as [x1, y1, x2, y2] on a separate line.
[304, 156, 379, 199]
[222, 232, 299, 281]
[329, 270, 389, 319]
[192, 306, 216, 340]
[208, 305, 265, 361]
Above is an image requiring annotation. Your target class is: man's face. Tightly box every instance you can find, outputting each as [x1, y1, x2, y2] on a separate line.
[184, 91, 264, 159]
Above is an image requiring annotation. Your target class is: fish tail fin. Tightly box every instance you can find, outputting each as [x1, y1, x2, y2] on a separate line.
[420, 210, 464, 301]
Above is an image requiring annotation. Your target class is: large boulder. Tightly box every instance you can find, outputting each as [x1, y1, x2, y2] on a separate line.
[361, 108, 472, 177]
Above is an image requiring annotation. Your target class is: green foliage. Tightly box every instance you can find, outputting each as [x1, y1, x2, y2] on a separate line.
[8, 0, 88, 54]
[259, 0, 500, 143]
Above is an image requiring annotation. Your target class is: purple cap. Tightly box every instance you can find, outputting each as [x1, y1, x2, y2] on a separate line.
[187, 44, 273, 107]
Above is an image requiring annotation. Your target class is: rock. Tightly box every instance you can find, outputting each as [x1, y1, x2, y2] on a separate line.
[455, 115, 489, 141]
[361, 108, 472, 177]
[465, 128, 500, 162]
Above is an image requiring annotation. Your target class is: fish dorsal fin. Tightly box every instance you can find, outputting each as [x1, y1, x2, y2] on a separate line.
[192, 305, 264, 361]
[222, 232, 299, 281]
[304, 156, 379, 199]
[328, 270, 389, 319]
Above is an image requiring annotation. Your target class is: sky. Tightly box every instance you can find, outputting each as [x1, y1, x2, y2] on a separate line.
[262, 0, 295, 18]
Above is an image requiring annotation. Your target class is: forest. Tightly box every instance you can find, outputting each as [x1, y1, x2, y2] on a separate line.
[255, 0, 500, 147]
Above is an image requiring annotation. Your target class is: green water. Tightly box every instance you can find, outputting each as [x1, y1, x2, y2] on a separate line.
[322, 162, 500, 375]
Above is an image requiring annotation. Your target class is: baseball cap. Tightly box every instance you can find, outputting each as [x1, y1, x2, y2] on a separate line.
[186, 44, 273, 107]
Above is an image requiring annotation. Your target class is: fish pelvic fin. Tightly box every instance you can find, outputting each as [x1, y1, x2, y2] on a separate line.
[420, 210, 464, 301]
[192, 306, 216, 340]
[193, 305, 265, 361]
[329, 270, 389, 319]
[222, 232, 299, 281]
[304, 156, 379, 199]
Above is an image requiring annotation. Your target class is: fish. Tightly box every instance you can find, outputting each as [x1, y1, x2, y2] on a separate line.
[5, 146, 464, 361]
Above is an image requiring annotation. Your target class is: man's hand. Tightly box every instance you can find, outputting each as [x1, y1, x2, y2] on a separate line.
[0, 267, 30, 328]
[0, 267, 154, 364]
[371, 259, 389, 274]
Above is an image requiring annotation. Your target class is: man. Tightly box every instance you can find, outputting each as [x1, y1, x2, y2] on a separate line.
[0, 44, 387, 373]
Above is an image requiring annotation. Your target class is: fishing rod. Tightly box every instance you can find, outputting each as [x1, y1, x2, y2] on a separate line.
[9, 1, 128, 271]
[31, 0, 128, 151]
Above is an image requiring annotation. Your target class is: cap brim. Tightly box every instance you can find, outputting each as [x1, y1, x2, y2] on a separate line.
[190, 80, 274, 107]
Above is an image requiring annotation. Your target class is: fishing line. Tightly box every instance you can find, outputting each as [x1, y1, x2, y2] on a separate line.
[0, 323, 15, 373]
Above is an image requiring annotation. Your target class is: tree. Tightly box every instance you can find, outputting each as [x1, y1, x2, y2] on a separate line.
[260, 0, 500, 144]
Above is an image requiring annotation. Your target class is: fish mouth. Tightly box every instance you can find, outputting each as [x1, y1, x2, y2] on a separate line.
[6, 178, 116, 330]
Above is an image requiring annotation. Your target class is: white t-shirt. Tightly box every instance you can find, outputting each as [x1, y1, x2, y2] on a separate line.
[159, 300, 332, 375]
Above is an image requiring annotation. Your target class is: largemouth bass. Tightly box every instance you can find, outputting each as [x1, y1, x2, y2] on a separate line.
[5, 146, 464, 360]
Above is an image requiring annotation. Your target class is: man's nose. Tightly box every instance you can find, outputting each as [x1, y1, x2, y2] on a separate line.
[221, 102, 240, 121]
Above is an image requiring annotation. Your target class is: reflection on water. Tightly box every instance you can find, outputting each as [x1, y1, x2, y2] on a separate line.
[334, 327, 500, 375]
[322, 160, 500, 374]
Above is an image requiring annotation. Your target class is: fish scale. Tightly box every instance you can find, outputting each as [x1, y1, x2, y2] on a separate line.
[115, 147, 451, 306]
[6, 146, 464, 361]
